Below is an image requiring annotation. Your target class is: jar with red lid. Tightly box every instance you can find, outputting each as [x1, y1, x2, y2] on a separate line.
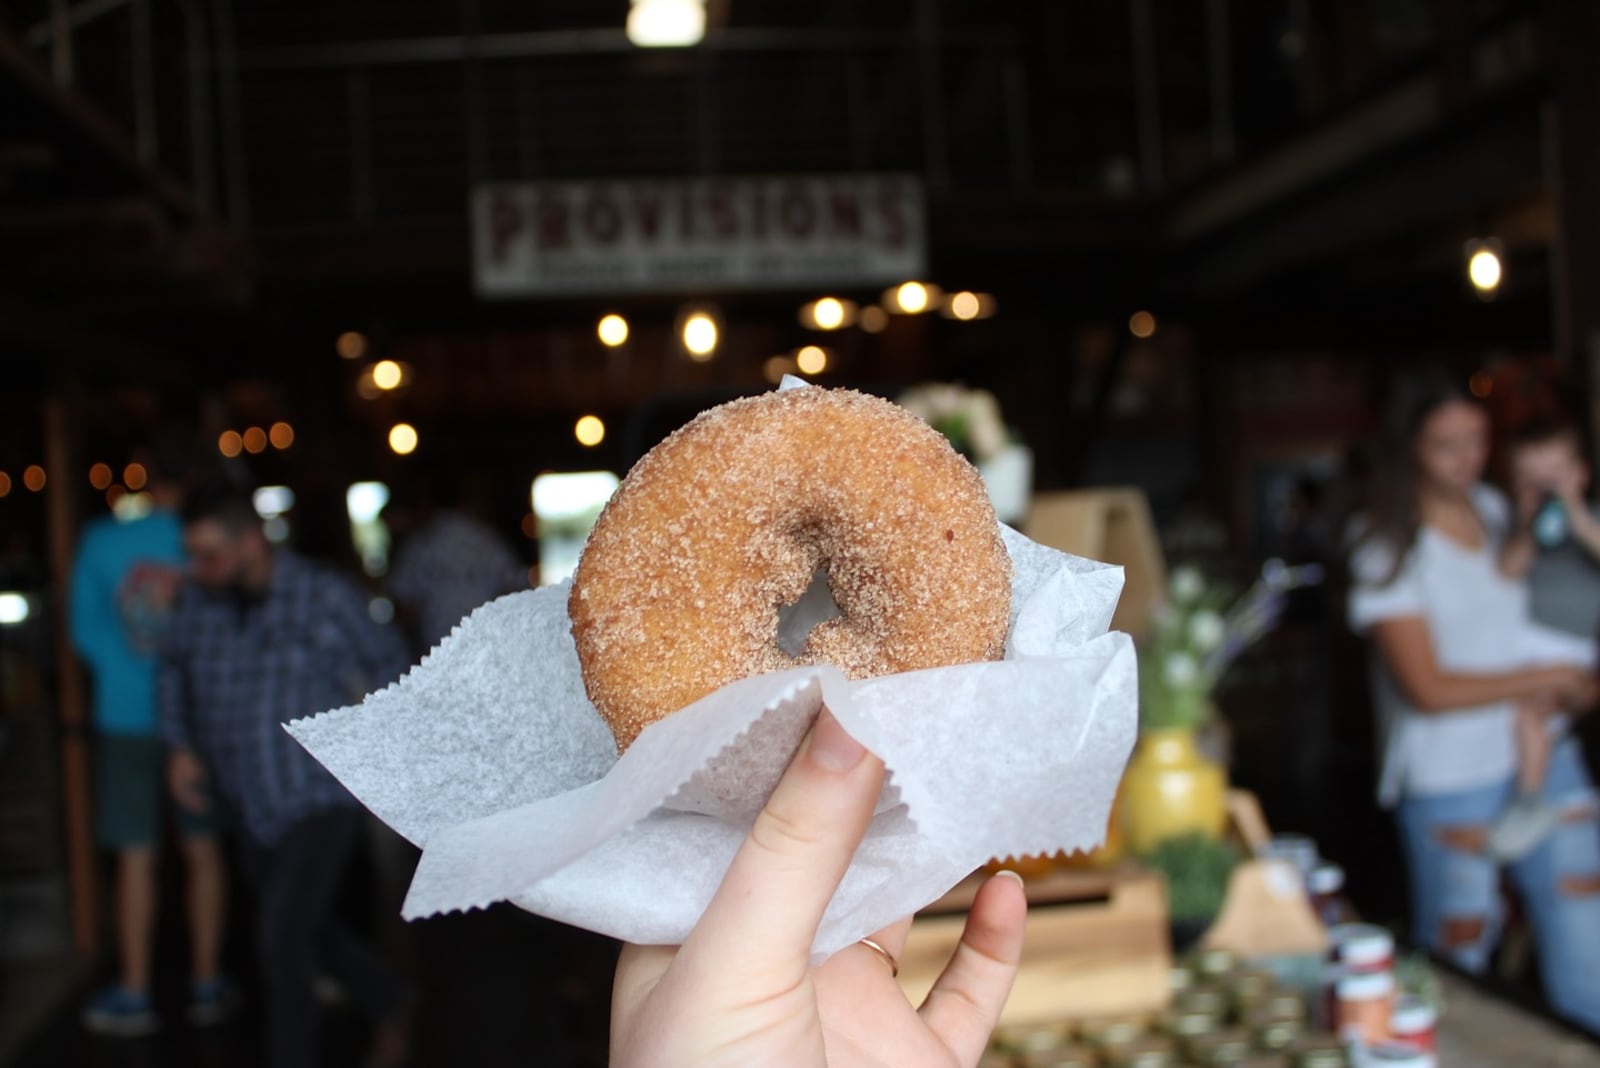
[1331, 924, 1394, 973]
[1336, 970, 1395, 1046]
[1387, 996, 1437, 1053]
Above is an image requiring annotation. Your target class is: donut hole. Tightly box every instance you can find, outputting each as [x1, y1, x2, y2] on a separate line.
[775, 568, 843, 657]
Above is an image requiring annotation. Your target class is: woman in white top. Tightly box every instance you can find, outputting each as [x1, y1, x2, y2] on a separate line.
[1347, 367, 1600, 1032]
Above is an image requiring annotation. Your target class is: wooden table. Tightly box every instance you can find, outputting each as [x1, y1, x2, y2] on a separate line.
[899, 864, 1171, 1025]
[1435, 973, 1599, 1067]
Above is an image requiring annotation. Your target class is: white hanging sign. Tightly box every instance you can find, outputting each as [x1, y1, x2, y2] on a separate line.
[472, 174, 926, 297]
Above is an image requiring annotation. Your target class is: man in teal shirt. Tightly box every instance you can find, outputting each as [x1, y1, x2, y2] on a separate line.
[69, 443, 230, 1035]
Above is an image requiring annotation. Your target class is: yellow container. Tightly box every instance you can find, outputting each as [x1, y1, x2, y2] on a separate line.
[1120, 727, 1228, 854]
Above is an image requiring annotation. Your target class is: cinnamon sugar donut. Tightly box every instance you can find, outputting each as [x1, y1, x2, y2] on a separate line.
[569, 385, 1012, 750]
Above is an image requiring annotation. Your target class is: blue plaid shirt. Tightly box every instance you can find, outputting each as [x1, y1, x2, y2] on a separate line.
[159, 550, 410, 845]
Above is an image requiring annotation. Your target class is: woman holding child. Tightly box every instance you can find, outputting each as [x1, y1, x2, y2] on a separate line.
[1348, 366, 1600, 1033]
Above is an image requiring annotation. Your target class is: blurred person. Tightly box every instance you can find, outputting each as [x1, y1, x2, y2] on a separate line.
[384, 476, 526, 655]
[610, 709, 1026, 1066]
[70, 437, 231, 1035]
[1347, 368, 1600, 1032]
[1501, 416, 1600, 637]
[160, 484, 412, 1068]
[1490, 418, 1600, 860]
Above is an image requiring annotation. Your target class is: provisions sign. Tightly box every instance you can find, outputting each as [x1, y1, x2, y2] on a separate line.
[472, 174, 926, 297]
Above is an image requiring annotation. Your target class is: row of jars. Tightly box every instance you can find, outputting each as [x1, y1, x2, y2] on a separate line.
[1323, 924, 1436, 1066]
[982, 948, 1349, 1068]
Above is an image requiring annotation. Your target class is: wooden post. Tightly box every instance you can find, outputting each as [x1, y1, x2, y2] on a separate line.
[44, 389, 98, 956]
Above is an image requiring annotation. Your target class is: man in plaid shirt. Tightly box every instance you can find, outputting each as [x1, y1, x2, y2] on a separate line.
[161, 484, 413, 1068]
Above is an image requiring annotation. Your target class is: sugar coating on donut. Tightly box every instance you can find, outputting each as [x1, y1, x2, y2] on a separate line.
[569, 385, 1012, 750]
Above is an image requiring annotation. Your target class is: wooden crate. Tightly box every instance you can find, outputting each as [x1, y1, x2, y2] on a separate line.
[1022, 488, 1166, 641]
[899, 866, 1171, 1025]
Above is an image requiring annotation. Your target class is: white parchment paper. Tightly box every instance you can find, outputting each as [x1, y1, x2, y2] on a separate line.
[289, 515, 1136, 960]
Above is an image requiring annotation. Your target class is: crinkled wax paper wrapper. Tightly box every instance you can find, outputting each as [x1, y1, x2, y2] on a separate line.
[288, 525, 1136, 959]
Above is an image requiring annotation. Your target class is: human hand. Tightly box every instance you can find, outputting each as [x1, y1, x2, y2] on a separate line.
[1511, 477, 1545, 533]
[1565, 675, 1600, 716]
[610, 710, 1027, 1068]
[168, 748, 211, 813]
[1551, 668, 1600, 716]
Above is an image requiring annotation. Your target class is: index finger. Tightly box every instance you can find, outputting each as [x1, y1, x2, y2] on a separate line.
[675, 709, 884, 989]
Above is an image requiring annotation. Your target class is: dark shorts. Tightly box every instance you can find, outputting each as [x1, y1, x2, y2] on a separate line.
[95, 733, 223, 849]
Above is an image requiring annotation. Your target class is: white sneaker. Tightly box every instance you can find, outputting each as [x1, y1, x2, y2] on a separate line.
[1485, 795, 1562, 863]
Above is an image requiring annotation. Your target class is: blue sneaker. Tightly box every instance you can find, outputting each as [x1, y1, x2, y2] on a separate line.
[188, 976, 240, 1026]
[81, 985, 160, 1037]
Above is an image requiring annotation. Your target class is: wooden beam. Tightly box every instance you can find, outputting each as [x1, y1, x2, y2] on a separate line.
[1168, 92, 1545, 298]
[44, 386, 99, 958]
[0, 21, 198, 219]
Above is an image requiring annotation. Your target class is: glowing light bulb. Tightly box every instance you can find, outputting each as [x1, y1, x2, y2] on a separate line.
[796, 345, 828, 374]
[372, 360, 403, 391]
[1468, 248, 1502, 293]
[575, 415, 606, 447]
[682, 312, 718, 360]
[626, 0, 706, 47]
[597, 314, 630, 347]
[388, 423, 419, 455]
[859, 305, 889, 333]
[895, 281, 929, 314]
[336, 331, 368, 360]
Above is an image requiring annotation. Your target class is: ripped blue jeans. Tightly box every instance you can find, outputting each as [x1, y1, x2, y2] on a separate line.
[1396, 737, 1600, 1033]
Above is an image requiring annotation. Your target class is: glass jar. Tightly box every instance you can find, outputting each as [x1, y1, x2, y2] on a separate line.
[1108, 1035, 1179, 1068]
[1335, 970, 1395, 1046]
[1327, 924, 1394, 972]
[1262, 834, 1320, 879]
[1018, 1046, 1099, 1068]
[996, 1024, 1070, 1056]
[1188, 1029, 1256, 1066]
[1196, 948, 1238, 981]
[1238, 1057, 1291, 1068]
[1292, 1033, 1350, 1068]
[1119, 1052, 1173, 1068]
[1254, 1019, 1303, 1052]
[1177, 987, 1228, 1017]
[1165, 1008, 1222, 1045]
[1322, 924, 1393, 1028]
[1362, 1042, 1436, 1067]
[1307, 863, 1347, 927]
[1079, 1016, 1146, 1059]
[1250, 992, 1308, 1027]
[1388, 996, 1437, 1053]
[1230, 969, 1275, 1006]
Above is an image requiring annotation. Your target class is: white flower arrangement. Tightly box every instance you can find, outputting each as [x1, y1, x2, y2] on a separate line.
[1139, 560, 1324, 731]
[897, 383, 1010, 463]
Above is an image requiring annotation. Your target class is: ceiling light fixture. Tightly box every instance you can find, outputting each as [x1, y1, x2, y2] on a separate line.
[626, 0, 706, 47]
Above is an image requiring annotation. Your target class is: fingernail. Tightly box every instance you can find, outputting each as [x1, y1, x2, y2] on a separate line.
[808, 710, 867, 772]
[994, 869, 1025, 887]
